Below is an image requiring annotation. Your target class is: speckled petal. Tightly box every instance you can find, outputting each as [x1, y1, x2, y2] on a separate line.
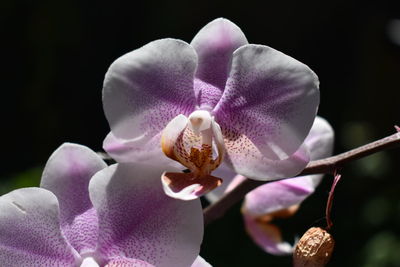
[191, 18, 248, 109]
[89, 163, 203, 267]
[243, 213, 293, 255]
[225, 142, 310, 181]
[40, 143, 106, 254]
[207, 117, 333, 202]
[0, 188, 79, 266]
[191, 256, 212, 267]
[244, 117, 334, 214]
[162, 172, 222, 200]
[103, 38, 198, 162]
[206, 143, 310, 202]
[242, 116, 334, 255]
[214, 44, 319, 178]
[105, 257, 154, 267]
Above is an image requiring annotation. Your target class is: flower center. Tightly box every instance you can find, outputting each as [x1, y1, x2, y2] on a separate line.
[161, 110, 225, 177]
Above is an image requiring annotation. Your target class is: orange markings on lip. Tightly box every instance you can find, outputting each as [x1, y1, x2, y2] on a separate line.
[189, 144, 215, 175]
[161, 112, 226, 197]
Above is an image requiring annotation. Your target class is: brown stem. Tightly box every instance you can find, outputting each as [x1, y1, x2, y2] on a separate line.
[203, 131, 400, 226]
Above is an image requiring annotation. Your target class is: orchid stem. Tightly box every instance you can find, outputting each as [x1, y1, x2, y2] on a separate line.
[325, 172, 341, 230]
[203, 130, 400, 226]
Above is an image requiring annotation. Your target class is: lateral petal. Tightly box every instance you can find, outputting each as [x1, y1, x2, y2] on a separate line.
[214, 44, 319, 178]
[103, 39, 198, 162]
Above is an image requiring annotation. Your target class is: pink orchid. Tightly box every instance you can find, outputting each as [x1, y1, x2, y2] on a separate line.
[0, 143, 209, 267]
[206, 116, 334, 255]
[103, 18, 320, 200]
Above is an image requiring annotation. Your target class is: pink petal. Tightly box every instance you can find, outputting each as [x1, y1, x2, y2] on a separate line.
[40, 143, 106, 254]
[243, 213, 294, 255]
[243, 176, 317, 217]
[162, 172, 222, 200]
[214, 44, 319, 179]
[241, 116, 334, 255]
[0, 188, 79, 266]
[89, 163, 203, 267]
[289, 116, 335, 188]
[191, 18, 248, 109]
[103, 39, 198, 162]
[304, 116, 334, 161]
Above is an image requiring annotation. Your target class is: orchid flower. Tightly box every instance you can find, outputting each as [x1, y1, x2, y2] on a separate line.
[207, 116, 334, 255]
[0, 143, 209, 267]
[102, 18, 320, 200]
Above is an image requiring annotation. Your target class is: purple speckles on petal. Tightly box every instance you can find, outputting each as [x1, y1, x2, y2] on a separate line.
[194, 78, 224, 111]
[105, 257, 154, 267]
[212, 44, 319, 179]
[89, 163, 203, 267]
[40, 143, 107, 254]
[0, 143, 205, 266]
[0, 188, 79, 266]
[239, 116, 334, 255]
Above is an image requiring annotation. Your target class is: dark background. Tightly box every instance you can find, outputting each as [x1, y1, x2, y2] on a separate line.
[1, 0, 400, 266]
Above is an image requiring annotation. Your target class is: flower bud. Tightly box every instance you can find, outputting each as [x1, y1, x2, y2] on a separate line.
[293, 227, 335, 267]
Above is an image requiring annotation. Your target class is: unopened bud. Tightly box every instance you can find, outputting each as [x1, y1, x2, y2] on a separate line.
[293, 227, 335, 267]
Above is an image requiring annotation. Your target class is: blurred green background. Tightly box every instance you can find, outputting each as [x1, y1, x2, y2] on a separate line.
[1, 0, 400, 266]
